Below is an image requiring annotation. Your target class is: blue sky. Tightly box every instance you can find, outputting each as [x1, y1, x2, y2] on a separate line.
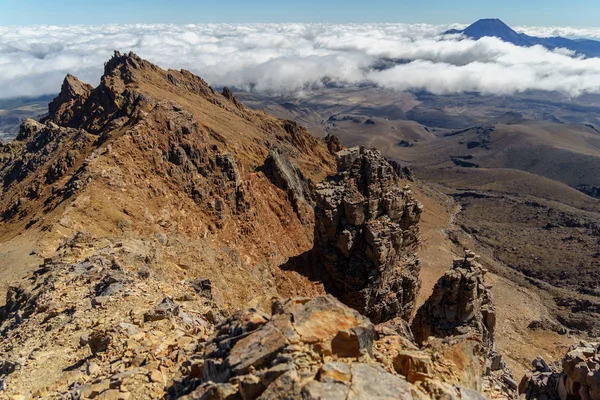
[0, 0, 598, 26]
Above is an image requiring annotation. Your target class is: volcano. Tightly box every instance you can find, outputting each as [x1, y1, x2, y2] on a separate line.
[447, 18, 600, 57]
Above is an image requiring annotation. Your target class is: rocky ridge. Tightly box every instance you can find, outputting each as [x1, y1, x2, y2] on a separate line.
[0, 244, 513, 399]
[412, 251, 517, 396]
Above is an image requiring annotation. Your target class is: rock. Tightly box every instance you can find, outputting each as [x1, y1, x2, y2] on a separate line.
[227, 324, 287, 375]
[258, 370, 303, 400]
[324, 134, 344, 154]
[181, 382, 240, 400]
[239, 374, 265, 400]
[347, 363, 416, 400]
[187, 278, 213, 300]
[46, 74, 93, 127]
[519, 343, 600, 400]
[412, 250, 495, 351]
[314, 147, 422, 323]
[302, 380, 349, 400]
[198, 296, 425, 399]
[221, 87, 243, 109]
[144, 297, 180, 322]
[261, 147, 313, 222]
[284, 296, 374, 357]
[149, 369, 163, 383]
[88, 330, 113, 354]
[318, 362, 352, 383]
[393, 350, 434, 383]
[532, 357, 551, 373]
[16, 119, 44, 141]
[87, 362, 101, 375]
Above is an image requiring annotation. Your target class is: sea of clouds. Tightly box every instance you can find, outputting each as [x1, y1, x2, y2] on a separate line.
[2, 23, 600, 99]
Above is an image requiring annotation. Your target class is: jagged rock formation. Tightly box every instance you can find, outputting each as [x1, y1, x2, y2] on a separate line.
[0, 264, 502, 400]
[519, 341, 600, 400]
[412, 251, 495, 348]
[261, 147, 314, 223]
[314, 146, 422, 323]
[412, 251, 517, 397]
[0, 51, 336, 302]
[176, 295, 504, 399]
[46, 74, 93, 127]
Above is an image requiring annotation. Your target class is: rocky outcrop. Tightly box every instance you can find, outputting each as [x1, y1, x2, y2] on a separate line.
[46, 74, 93, 127]
[178, 295, 420, 399]
[412, 251, 517, 397]
[519, 341, 600, 400]
[0, 234, 503, 399]
[324, 134, 344, 154]
[262, 148, 313, 222]
[412, 250, 496, 349]
[314, 146, 422, 323]
[178, 295, 502, 400]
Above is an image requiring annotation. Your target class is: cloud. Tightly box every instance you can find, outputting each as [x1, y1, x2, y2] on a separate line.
[1, 23, 600, 99]
[513, 25, 600, 39]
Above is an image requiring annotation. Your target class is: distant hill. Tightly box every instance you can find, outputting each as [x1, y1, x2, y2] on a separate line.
[447, 18, 600, 58]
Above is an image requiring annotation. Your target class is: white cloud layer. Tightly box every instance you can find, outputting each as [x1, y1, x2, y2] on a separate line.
[513, 25, 600, 39]
[1, 23, 600, 99]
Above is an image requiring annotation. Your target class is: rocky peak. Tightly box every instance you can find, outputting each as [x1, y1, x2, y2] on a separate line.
[221, 87, 243, 109]
[58, 74, 93, 102]
[103, 51, 157, 81]
[46, 74, 93, 127]
[313, 146, 423, 323]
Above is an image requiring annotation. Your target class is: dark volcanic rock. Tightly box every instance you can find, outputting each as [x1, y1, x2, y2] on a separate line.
[313, 146, 422, 323]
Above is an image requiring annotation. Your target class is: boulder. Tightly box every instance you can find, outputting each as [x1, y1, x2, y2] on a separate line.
[144, 297, 180, 322]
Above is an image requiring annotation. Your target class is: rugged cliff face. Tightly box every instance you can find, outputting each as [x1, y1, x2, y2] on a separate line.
[314, 146, 423, 323]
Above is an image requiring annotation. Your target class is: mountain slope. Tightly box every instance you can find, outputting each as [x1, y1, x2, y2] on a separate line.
[0, 51, 340, 309]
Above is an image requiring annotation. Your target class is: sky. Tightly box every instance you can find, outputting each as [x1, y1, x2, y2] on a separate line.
[0, 0, 599, 26]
